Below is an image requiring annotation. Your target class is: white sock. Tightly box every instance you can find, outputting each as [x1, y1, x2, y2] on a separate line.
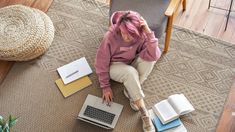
[139, 106, 148, 116]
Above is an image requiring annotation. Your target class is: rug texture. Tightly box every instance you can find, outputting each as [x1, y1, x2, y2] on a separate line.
[0, 0, 235, 132]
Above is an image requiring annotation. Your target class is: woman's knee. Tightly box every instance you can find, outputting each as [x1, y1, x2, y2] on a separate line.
[110, 64, 139, 82]
[125, 66, 139, 78]
[141, 59, 156, 67]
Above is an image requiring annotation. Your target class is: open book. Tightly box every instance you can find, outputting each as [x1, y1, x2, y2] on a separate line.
[152, 94, 194, 124]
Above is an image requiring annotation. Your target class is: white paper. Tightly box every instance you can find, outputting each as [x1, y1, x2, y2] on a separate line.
[164, 123, 187, 132]
[57, 57, 92, 84]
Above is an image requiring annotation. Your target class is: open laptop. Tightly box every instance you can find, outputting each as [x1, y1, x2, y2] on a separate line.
[78, 94, 123, 129]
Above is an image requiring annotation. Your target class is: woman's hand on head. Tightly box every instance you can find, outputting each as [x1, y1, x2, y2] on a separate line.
[102, 87, 113, 106]
[140, 17, 152, 33]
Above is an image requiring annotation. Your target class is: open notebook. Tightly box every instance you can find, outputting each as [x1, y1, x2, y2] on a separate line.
[152, 94, 194, 124]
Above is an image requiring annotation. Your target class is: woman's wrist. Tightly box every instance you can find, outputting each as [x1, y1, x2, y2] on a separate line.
[102, 87, 112, 94]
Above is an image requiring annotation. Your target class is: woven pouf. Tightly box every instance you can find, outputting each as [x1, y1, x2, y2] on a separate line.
[0, 5, 54, 61]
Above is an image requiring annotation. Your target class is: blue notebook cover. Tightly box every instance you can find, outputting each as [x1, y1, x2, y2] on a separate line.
[152, 116, 181, 132]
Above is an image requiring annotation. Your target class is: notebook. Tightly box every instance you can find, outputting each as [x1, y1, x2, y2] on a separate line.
[149, 109, 187, 132]
[55, 76, 92, 98]
[78, 94, 123, 129]
[152, 94, 194, 124]
[153, 116, 181, 132]
[57, 57, 92, 84]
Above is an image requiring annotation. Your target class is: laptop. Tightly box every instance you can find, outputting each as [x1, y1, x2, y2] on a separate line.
[78, 94, 123, 129]
[57, 57, 92, 85]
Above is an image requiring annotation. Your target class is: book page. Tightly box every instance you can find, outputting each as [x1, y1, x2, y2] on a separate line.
[168, 94, 195, 115]
[152, 100, 178, 124]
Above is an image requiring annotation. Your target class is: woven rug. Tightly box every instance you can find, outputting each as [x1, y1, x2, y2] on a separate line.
[0, 0, 235, 131]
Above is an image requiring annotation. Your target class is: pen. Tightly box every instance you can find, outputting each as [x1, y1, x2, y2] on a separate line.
[66, 70, 79, 78]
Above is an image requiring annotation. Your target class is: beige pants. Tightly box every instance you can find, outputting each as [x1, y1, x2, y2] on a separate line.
[109, 57, 156, 101]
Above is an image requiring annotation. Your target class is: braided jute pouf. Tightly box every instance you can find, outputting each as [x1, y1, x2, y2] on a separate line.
[0, 5, 54, 61]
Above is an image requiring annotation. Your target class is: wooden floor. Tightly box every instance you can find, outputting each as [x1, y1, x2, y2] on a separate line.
[175, 0, 235, 44]
[0, 0, 53, 12]
[0, 0, 234, 131]
[217, 81, 235, 132]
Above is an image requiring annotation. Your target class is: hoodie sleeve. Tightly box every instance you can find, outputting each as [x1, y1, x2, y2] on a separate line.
[139, 32, 161, 61]
[95, 32, 112, 90]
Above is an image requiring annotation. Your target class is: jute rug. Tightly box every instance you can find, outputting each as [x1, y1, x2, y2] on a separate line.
[0, 0, 234, 131]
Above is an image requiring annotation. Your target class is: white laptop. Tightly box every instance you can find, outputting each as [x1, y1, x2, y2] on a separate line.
[57, 57, 92, 84]
[78, 94, 123, 129]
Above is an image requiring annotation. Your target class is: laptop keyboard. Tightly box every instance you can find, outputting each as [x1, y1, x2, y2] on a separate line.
[84, 105, 115, 125]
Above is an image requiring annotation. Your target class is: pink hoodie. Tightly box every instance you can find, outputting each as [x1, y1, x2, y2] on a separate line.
[95, 11, 161, 92]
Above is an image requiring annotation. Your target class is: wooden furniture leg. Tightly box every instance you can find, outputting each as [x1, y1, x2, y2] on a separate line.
[164, 15, 174, 53]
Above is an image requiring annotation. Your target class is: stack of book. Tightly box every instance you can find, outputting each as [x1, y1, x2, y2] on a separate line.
[149, 94, 195, 132]
[55, 57, 93, 98]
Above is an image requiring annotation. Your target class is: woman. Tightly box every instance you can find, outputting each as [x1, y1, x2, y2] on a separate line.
[95, 11, 161, 132]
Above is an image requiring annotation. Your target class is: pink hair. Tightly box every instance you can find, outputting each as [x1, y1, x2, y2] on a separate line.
[110, 11, 143, 40]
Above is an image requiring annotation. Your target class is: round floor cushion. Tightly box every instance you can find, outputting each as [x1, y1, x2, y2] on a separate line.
[0, 5, 54, 61]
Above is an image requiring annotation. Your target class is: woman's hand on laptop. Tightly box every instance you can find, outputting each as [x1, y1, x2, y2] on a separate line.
[102, 87, 113, 106]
